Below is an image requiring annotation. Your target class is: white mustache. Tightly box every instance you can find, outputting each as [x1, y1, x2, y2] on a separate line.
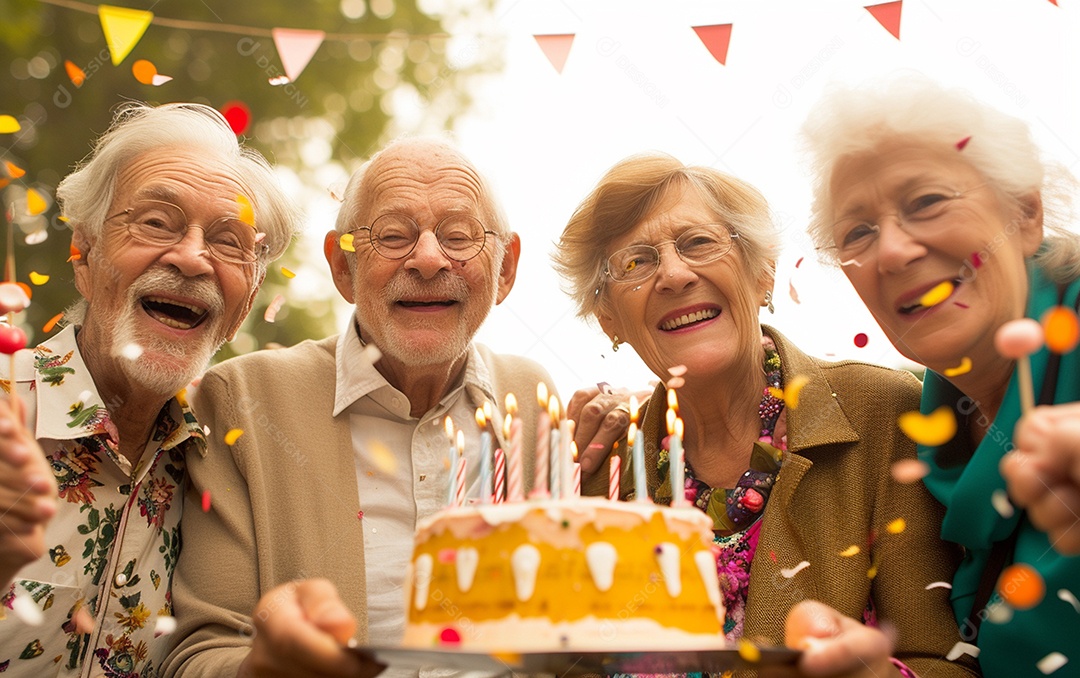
[384, 270, 469, 302]
[129, 267, 226, 316]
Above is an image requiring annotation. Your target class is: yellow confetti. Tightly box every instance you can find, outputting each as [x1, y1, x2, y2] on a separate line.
[768, 375, 809, 409]
[898, 406, 957, 446]
[918, 280, 954, 308]
[0, 115, 20, 134]
[236, 194, 255, 226]
[26, 189, 47, 216]
[28, 271, 49, 285]
[339, 232, 355, 252]
[887, 518, 906, 534]
[839, 545, 861, 557]
[224, 428, 244, 445]
[4, 161, 25, 178]
[736, 638, 760, 663]
[943, 356, 973, 377]
[280, 267, 296, 279]
[867, 562, 879, 579]
[65, 60, 86, 87]
[368, 440, 398, 475]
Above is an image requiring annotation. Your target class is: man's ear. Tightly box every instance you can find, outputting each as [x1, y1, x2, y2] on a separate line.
[324, 230, 355, 303]
[71, 227, 93, 301]
[494, 233, 521, 305]
[225, 269, 266, 341]
[1015, 191, 1045, 258]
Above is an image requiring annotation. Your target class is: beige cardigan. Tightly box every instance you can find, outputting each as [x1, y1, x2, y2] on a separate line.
[162, 336, 555, 677]
[584, 327, 977, 676]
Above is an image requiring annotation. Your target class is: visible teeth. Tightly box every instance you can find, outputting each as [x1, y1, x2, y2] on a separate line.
[144, 296, 205, 315]
[154, 315, 194, 330]
[661, 309, 719, 331]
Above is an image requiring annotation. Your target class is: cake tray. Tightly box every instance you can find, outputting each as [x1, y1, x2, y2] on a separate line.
[352, 644, 800, 675]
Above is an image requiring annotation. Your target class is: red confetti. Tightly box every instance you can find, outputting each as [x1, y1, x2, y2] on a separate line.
[769, 550, 777, 563]
[67, 243, 82, 262]
[201, 490, 211, 512]
[438, 627, 462, 645]
[795, 256, 804, 268]
[854, 333, 869, 348]
[221, 101, 251, 136]
[956, 136, 972, 151]
[970, 252, 983, 269]
[357, 510, 364, 520]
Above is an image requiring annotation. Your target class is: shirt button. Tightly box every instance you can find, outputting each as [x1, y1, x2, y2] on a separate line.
[114, 572, 128, 586]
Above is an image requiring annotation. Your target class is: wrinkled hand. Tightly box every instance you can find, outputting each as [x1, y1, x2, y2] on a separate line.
[1001, 403, 1080, 555]
[0, 396, 57, 589]
[768, 601, 897, 678]
[567, 385, 648, 477]
[239, 579, 385, 678]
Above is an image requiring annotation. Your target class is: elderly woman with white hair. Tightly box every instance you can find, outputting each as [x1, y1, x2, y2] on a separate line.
[556, 153, 977, 677]
[802, 77, 1080, 674]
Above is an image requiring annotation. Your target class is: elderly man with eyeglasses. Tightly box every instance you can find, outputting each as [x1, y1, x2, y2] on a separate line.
[162, 138, 558, 678]
[0, 102, 299, 677]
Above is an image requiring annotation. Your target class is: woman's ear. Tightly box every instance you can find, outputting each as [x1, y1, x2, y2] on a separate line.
[1015, 191, 1044, 258]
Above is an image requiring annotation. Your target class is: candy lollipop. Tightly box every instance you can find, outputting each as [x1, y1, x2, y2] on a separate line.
[2, 205, 30, 388]
[994, 318, 1044, 414]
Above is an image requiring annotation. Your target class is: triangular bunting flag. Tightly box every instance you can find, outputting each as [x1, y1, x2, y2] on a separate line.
[533, 34, 575, 74]
[692, 24, 733, 65]
[865, 1, 902, 40]
[271, 28, 325, 83]
[98, 5, 154, 65]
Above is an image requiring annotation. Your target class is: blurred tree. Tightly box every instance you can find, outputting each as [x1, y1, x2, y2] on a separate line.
[0, 0, 502, 359]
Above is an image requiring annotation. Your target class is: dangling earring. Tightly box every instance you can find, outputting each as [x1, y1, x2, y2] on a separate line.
[764, 291, 775, 314]
[612, 335, 621, 352]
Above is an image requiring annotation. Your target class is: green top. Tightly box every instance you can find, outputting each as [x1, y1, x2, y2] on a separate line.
[920, 263, 1080, 676]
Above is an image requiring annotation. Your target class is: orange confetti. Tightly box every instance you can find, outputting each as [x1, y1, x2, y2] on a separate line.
[65, 60, 86, 87]
[339, 233, 355, 252]
[998, 563, 1045, 610]
[132, 59, 158, 85]
[263, 293, 286, 323]
[43, 313, 64, 333]
[943, 356, 973, 377]
[0, 178, 9, 189]
[767, 375, 809, 409]
[736, 638, 760, 663]
[280, 267, 296, 279]
[26, 189, 47, 216]
[67, 243, 82, 261]
[28, 271, 49, 285]
[886, 518, 906, 534]
[236, 194, 255, 226]
[224, 428, 244, 445]
[0, 115, 20, 134]
[839, 545, 861, 557]
[1042, 306, 1080, 354]
[898, 406, 956, 446]
[3, 161, 25, 178]
[15, 282, 31, 301]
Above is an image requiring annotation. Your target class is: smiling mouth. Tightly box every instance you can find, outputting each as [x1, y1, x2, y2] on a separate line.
[660, 308, 720, 331]
[898, 279, 961, 315]
[141, 296, 209, 330]
[397, 300, 457, 310]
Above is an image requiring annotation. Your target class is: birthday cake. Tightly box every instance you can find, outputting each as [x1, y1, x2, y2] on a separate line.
[401, 497, 726, 651]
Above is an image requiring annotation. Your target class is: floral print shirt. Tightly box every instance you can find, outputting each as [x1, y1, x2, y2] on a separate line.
[0, 326, 204, 677]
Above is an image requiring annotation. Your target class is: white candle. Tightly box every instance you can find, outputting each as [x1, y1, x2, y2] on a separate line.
[670, 417, 685, 507]
[477, 407, 492, 504]
[533, 383, 550, 498]
[548, 395, 562, 499]
[630, 396, 648, 503]
[560, 418, 574, 500]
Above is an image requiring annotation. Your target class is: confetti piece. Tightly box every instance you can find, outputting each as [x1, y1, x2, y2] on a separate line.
[263, 294, 286, 323]
[867, 559, 879, 579]
[970, 252, 983, 269]
[254, 232, 266, 244]
[956, 136, 972, 151]
[668, 364, 688, 377]
[784, 375, 809, 409]
[15, 282, 31, 301]
[28, 271, 49, 285]
[120, 343, 143, 360]
[221, 101, 251, 135]
[67, 244, 82, 261]
[368, 440, 398, 475]
[1042, 306, 1080, 354]
[269, 75, 291, 86]
[788, 279, 800, 304]
[991, 489, 1015, 518]
[26, 189, 47, 216]
[886, 518, 906, 534]
[132, 59, 158, 84]
[854, 332, 868, 348]
[0, 115, 20, 133]
[438, 626, 462, 645]
[280, 267, 296, 279]
[839, 545, 860, 557]
[0, 177, 8, 189]
[891, 458, 929, 483]
[666, 376, 685, 389]
[357, 510, 364, 520]
[154, 615, 177, 637]
[43, 312, 63, 333]
[780, 560, 810, 578]
[946, 641, 980, 661]
[926, 581, 952, 590]
[3, 160, 25, 178]
[998, 562, 1045, 610]
[339, 232, 355, 252]
[943, 356, 973, 377]
[25, 229, 47, 245]
[151, 74, 172, 86]
[919, 281, 954, 308]
[1038, 653, 1068, 675]
[224, 428, 244, 445]
[0, 282, 31, 310]
[201, 489, 211, 512]
[1058, 589, 1080, 613]
[76, 390, 92, 406]
[236, 194, 255, 226]
[65, 60, 86, 86]
[898, 406, 957, 446]
[795, 256, 804, 268]
[986, 601, 1013, 624]
[11, 594, 43, 626]
[202, 425, 211, 436]
[737, 638, 760, 662]
[360, 343, 382, 366]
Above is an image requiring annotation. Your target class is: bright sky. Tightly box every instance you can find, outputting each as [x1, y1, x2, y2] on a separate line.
[299, 0, 1080, 399]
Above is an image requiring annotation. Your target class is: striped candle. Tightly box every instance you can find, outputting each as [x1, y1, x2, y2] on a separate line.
[504, 394, 524, 501]
[454, 429, 467, 507]
[608, 454, 621, 501]
[493, 448, 506, 503]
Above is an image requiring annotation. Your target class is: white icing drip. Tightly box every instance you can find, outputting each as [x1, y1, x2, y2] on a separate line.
[413, 554, 433, 610]
[655, 542, 682, 597]
[585, 542, 618, 592]
[512, 544, 542, 601]
[456, 547, 479, 592]
[694, 550, 721, 609]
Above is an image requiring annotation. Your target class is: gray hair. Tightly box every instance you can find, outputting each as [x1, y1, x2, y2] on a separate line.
[801, 75, 1080, 283]
[56, 102, 302, 268]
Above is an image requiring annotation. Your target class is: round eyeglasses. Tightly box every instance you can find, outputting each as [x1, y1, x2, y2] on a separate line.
[106, 199, 267, 264]
[603, 226, 740, 284]
[349, 213, 497, 262]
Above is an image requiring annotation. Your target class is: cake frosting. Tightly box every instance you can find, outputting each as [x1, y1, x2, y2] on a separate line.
[402, 497, 726, 651]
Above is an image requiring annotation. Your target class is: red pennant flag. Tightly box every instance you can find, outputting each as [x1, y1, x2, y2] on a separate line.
[692, 24, 733, 65]
[534, 34, 575, 74]
[866, 1, 902, 40]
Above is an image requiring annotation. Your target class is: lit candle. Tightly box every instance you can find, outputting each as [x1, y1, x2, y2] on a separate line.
[549, 395, 562, 499]
[504, 394, 524, 501]
[444, 416, 457, 507]
[493, 448, 506, 503]
[629, 395, 648, 503]
[477, 406, 492, 504]
[608, 453, 621, 501]
[560, 418, 574, 499]
[533, 383, 550, 498]
[572, 441, 581, 497]
[667, 389, 685, 507]
[454, 429, 467, 507]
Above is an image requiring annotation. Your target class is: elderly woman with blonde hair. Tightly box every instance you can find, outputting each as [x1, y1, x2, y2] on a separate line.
[802, 76, 1080, 675]
[555, 153, 976, 677]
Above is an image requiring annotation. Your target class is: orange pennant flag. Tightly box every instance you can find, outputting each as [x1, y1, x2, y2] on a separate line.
[692, 24, 733, 65]
[533, 34, 575, 74]
[99, 5, 154, 65]
[271, 28, 325, 82]
[866, 1, 902, 40]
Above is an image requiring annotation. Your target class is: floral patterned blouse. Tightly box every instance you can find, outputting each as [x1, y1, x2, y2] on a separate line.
[0, 325, 204, 677]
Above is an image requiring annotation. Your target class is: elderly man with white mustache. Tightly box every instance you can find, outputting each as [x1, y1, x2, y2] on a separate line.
[0, 102, 299, 678]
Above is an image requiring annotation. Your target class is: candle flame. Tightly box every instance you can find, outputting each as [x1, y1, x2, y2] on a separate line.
[629, 395, 640, 424]
[444, 416, 454, 438]
[675, 417, 684, 438]
[475, 407, 487, 428]
[503, 412, 512, 438]
[628, 421, 638, 442]
[572, 440, 578, 462]
[505, 392, 518, 414]
[537, 382, 549, 408]
[483, 400, 493, 421]
[666, 407, 676, 435]
[548, 395, 561, 421]
[456, 429, 464, 453]
[667, 388, 679, 412]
